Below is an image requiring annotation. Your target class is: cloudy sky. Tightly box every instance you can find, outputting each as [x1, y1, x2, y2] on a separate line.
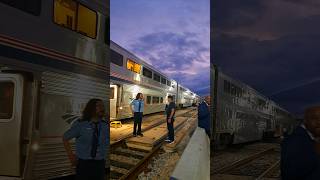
[212, 0, 320, 117]
[111, 0, 210, 96]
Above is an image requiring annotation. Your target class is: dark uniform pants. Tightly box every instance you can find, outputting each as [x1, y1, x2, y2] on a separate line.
[167, 117, 175, 141]
[76, 159, 105, 180]
[133, 112, 143, 135]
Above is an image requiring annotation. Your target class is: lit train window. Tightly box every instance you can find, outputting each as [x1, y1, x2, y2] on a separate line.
[111, 49, 123, 66]
[146, 96, 151, 104]
[0, 82, 14, 119]
[53, 0, 97, 39]
[127, 59, 141, 74]
[1, 0, 41, 16]
[77, 4, 97, 38]
[54, 0, 77, 30]
[152, 97, 160, 104]
[153, 73, 160, 82]
[161, 77, 167, 85]
[167, 80, 171, 86]
[143, 67, 152, 78]
[110, 87, 114, 99]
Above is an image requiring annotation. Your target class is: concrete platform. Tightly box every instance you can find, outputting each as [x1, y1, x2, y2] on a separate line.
[110, 109, 193, 144]
[170, 127, 210, 180]
[126, 117, 188, 151]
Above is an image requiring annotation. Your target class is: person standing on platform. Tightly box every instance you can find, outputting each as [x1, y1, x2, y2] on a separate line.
[198, 97, 211, 137]
[165, 95, 176, 144]
[131, 93, 144, 137]
[281, 106, 320, 180]
[63, 99, 108, 180]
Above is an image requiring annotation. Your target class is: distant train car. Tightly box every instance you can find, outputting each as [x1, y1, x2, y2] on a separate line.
[0, 0, 109, 179]
[211, 65, 296, 146]
[110, 41, 198, 120]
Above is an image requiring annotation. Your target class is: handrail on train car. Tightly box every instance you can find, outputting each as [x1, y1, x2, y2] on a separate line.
[170, 127, 210, 180]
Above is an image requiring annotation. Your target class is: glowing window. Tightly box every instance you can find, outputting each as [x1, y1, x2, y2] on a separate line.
[53, 0, 97, 38]
[0, 82, 14, 119]
[77, 4, 97, 38]
[54, 0, 77, 30]
[127, 59, 141, 74]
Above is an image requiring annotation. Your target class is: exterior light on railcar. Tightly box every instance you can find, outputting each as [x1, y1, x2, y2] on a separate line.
[31, 142, 40, 151]
[119, 106, 123, 110]
[134, 74, 141, 82]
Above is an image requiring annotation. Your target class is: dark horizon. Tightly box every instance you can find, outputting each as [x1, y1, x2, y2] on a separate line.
[212, 0, 320, 117]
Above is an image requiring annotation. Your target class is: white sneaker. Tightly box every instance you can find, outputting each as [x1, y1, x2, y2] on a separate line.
[169, 140, 175, 144]
[165, 139, 171, 142]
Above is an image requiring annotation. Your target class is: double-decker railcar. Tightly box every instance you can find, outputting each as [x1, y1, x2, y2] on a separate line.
[211, 65, 296, 147]
[110, 41, 198, 120]
[0, 0, 109, 179]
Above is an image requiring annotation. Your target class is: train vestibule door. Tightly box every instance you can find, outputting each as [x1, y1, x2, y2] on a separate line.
[110, 85, 118, 120]
[0, 73, 24, 176]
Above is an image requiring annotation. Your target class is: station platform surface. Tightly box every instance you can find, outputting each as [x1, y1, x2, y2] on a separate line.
[110, 108, 195, 144]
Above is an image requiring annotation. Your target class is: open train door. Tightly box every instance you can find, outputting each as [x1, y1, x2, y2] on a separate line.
[110, 85, 118, 120]
[0, 73, 24, 176]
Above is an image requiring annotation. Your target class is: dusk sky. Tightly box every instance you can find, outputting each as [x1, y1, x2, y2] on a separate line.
[212, 0, 320, 117]
[111, 0, 210, 96]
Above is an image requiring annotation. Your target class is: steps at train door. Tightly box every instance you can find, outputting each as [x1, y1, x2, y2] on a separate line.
[126, 117, 188, 151]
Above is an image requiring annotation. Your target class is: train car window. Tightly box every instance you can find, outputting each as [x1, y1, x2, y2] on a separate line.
[152, 97, 160, 104]
[160, 97, 163, 103]
[161, 77, 167, 84]
[153, 73, 160, 82]
[0, 82, 14, 119]
[111, 49, 123, 66]
[127, 59, 141, 73]
[53, 0, 97, 39]
[143, 67, 152, 78]
[54, 0, 77, 30]
[110, 87, 114, 99]
[146, 96, 151, 104]
[1, 0, 41, 16]
[77, 4, 97, 38]
[167, 80, 171, 86]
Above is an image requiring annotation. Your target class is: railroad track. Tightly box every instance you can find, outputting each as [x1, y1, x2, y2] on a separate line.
[109, 140, 163, 180]
[213, 147, 281, 180]
[109, 108, 197, 180]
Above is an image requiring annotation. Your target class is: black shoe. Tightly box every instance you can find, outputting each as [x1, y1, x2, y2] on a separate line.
[133, 134, 137, 137]
[137, 133, 143, 137]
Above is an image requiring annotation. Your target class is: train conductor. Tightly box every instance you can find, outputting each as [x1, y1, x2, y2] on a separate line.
[63, 99, 108, 180]
[131, 93, 144, 137]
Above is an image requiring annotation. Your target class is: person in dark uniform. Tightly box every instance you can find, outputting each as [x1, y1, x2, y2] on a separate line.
[63, 99, 108, 180]
[165, 95, 176, 144]
[198, 97, 211, 137]
[281, 106, 320, 180]
[131, 93, 144, 137]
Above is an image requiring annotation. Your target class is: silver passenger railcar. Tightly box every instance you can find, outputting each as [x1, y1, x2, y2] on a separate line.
[211, 66, 296, 146]
[110, 41, 198, 120]
[0, 0, 109, 179]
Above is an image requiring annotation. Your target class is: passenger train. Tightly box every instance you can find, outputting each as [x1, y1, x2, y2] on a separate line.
[110, 41, 199, 120]
[0, 1, 109, 179]
[210, 65, 297, 147]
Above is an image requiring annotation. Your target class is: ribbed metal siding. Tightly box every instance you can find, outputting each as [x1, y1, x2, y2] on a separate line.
[41, 71, 108, 100]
